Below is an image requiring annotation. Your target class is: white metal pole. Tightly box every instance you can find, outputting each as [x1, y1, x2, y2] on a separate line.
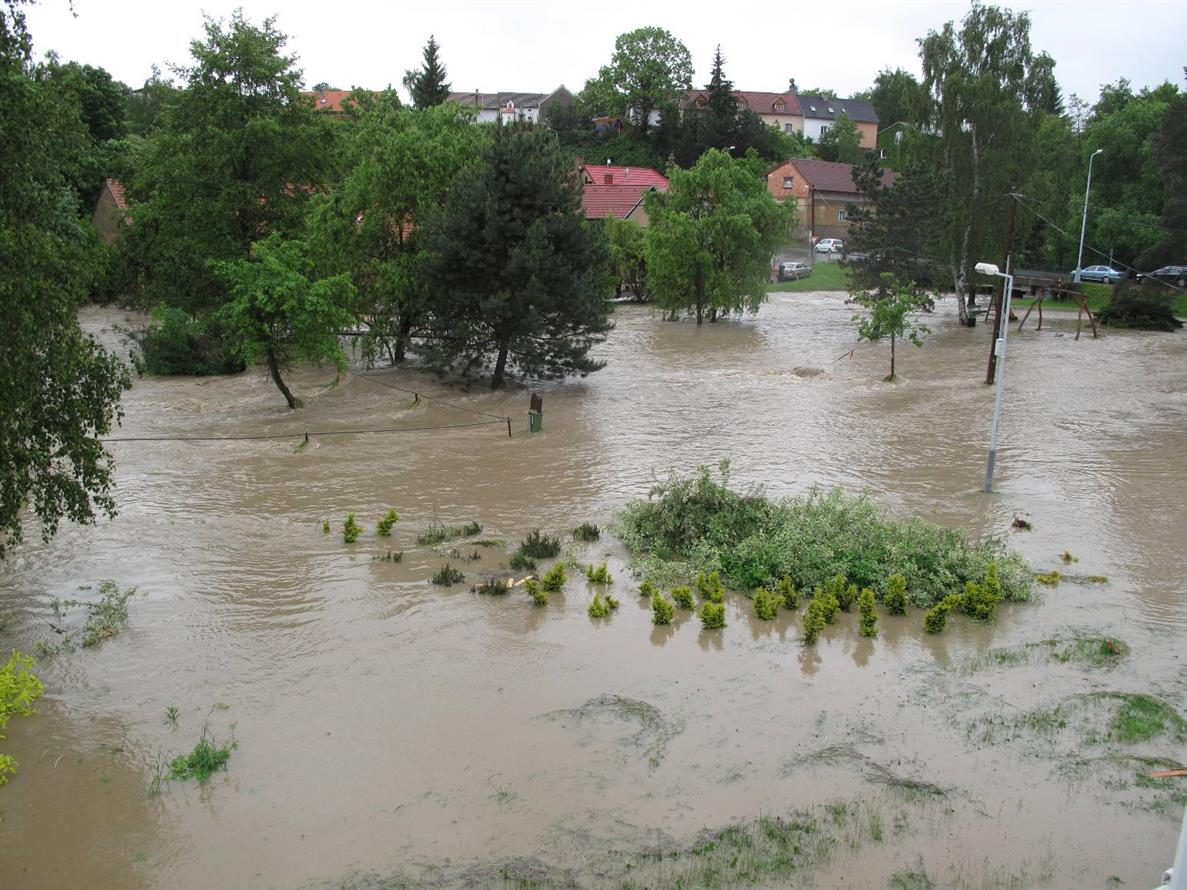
[984, 270, 1014, 493]
[1074, 149, 1102, 284]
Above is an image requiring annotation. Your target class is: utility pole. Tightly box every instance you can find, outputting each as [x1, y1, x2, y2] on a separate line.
[986, 192, 1018, 385]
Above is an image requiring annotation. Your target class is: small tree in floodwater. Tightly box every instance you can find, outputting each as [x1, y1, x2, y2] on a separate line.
[851, 273, 931, 381]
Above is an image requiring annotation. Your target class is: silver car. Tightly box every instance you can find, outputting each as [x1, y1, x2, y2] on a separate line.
[1073, 265, 1124, 283]
[778, 261, 811, 281]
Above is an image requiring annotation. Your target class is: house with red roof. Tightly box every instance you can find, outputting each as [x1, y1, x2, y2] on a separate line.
[92, 178, 130, 243]
[579, 164, 668, 226]
[766, 157, 896, 241]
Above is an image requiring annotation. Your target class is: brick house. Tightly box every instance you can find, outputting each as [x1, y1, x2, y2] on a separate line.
[579, 164, 668, 226]
[765, 158, 895, 241]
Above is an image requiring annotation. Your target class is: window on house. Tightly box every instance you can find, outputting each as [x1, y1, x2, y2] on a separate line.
[783, 176, 793, 189]
[837, 209, 848, 222]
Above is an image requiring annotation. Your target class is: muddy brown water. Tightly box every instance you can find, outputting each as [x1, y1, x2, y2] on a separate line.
[1, 294, 1185, 889]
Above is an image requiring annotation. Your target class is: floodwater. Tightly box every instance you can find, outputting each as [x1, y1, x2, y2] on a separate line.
[1, 294, 1185, 889]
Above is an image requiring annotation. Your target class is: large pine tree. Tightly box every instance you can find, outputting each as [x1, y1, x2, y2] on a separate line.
[404, 35, 451, 110]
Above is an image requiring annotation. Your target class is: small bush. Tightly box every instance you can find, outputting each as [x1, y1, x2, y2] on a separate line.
[776, 575, 798, 609]
[343, 513, 363, 544]
[525, 579, 548, 606]
[572, 522, 601, 542]
[923, 594, 962, 634]
[585, 562, 613, 584]
[639, 580, 658, 599]
[753, 587, 779, 621]
[802, 599, 827, 645]
[884, 573, 908, 615]
[520, 528, 561, 559]
[509, 551, 537, 572]
[858, 588, 878, 638]
[376, 509, 399, 537]
[671, 586, 694, 610]
[1, 650, 44, 785]
[431, 563, 465, 586]
[540, 563, 567, 592]
[652, 593, 675, 625]
[700, 601, 726, 630]
[589, 592, 612, 618]
[695, 570, 725, 604]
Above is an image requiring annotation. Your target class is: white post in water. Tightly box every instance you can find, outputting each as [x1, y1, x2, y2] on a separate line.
[976, 262, 1015, 493]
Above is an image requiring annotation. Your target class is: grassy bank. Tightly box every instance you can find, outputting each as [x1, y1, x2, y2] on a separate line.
[769, 260, 850, 292]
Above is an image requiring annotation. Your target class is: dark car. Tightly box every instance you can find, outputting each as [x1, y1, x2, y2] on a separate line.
[1136, 266, 1187, 288]
[777, 261, 811, 281]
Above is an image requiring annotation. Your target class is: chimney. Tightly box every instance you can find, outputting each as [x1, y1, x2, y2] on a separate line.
[604, 172, 613, 185]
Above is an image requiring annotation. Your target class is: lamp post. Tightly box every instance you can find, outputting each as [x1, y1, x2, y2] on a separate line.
[1073, 148, 1103, 284]
[976, 261, 1015, 493]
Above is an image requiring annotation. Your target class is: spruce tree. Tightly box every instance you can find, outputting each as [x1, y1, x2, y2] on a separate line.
[405, 35, 452, 110]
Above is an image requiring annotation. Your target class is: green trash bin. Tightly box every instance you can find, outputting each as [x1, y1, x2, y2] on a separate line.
[528, 410, 542, 433]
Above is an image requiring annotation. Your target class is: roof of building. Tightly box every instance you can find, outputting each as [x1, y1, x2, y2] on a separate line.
[795, 94, 878, 123]
[579, 164, 668, 219]
[781, 158, 896, 193]
[686, 89, 803, 116]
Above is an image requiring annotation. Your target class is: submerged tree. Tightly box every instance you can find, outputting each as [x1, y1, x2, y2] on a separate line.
[425, 121, 613, 388]
[645, 149, 788, 323]
[403, 35, 451, 110]
[851, 273, 932, 381]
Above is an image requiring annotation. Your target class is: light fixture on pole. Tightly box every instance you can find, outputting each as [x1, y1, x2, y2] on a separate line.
[975, 261, 1015, 493]
[1073, 148, 1103, 284]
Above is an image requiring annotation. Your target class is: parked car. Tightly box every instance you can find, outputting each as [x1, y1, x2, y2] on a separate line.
[1136, 265, 1187, 288]
[777, 261, 811, 281]
[1073, 265, 1124, 284]
[815, 238, 844, 254]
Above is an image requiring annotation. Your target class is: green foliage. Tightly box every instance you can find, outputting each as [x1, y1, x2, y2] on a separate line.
[884, 573, 908, 615]
[1, 650, 44, 784]
[699, 601, 726, 630]
[404, 35, 451, 110]
[645, 150, 789, 324]
[652, 593, 675, 625]
[376, 508, 399, 537]
[777, 575, 799, 609]
[425, 120, 612, 388]
[1097, 282, 1183, 331]
[585, 562, 613, 584]
[850, 273, 932, 380]
[509, 551, 536, 572]
[923, 594, 962, 634]
[816, 112, 862, 164]
[525, 579, 548, 607]
[858, 588, 878, 638]
[168, 727, 235, 783]
[671, 586, 694, 610]
[801, 599, 827, 645]
[519, 529, 561, 559]
[588, 592, 612, 618]
[695, 570, 725, 604]
[572, 522, 601, 542]
[753, 587, 779, 621]
[615, 465, 1032, 607]
[430, 563, 465, 586]
[540, 563, 567, 592]
[343, 513, 362, 544]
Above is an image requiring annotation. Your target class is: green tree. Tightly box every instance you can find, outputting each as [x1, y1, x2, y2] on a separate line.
[645, 149, 789, 324]
[212, 233, 355, 408]
[128, 11, 331, 318]
[1, 0, 131, 558]
[587, 27, 693, 136]
[851, 273, 932, 381]
[403, 35, 451, 110]
[425, 121, 613, 389]
[308, 94, 485, 364]
[817, 111, 861, 163]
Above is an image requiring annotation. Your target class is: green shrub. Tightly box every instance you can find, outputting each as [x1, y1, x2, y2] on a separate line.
[520, 528, 561, 559]
[753, 587, 779, 621]
[695, 570, 725, 604]
[585, 562, 613, 584]
[572, 522, 601, 542]
[700, 601, 726, 630]
[1, 650, 44, 785]
[137, 307, 245, 376]
[884, 573, 908, 615]
[858, 588, 878, 638]
[589, 592, 612, 618]
[430, 563, 465, 586]
[376, 509, 399, 537]
[776, 575, 798, 609]
[614, 467, 1033, 607]
[540, 563, 567, 592]
[639, 580, 658, 599]
[343, 513, 363, 544]
[802, 599, 826, 645]
[652, 593, 674, 625]
[526, 579, 548, 606]
[509, 551, 537, 572]
[671, 586, 694, 610]
[923, 594, 962, 634]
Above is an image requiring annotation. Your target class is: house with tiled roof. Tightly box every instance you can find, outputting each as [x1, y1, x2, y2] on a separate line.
[766, 158, 896, 241]
[92, 178, 130, 243]
[687, 89, 803, 135]
[446, 86, 574, 124]
[795, 94, 879, 149]
[579, 163, 668, 226]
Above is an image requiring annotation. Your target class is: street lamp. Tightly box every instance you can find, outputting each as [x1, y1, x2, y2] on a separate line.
[1073, 148, 1104, 284]
[975, 261, 1015, 493]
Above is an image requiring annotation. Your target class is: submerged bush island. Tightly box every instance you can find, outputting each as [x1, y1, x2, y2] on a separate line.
[614, 464, 1032, 607]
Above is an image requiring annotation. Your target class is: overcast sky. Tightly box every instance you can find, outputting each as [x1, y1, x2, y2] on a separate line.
[25, 0, 1187, 106]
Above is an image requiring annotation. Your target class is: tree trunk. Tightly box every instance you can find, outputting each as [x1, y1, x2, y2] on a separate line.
[266, 347, 299, 409]
[491, 339, 509, 389]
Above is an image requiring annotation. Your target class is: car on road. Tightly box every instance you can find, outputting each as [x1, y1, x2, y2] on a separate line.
[777, 261, 811, 281]
[814, 238, 844, 254]
[1136, 265, 1187, 288]
[1073, 265, 1125, 284]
